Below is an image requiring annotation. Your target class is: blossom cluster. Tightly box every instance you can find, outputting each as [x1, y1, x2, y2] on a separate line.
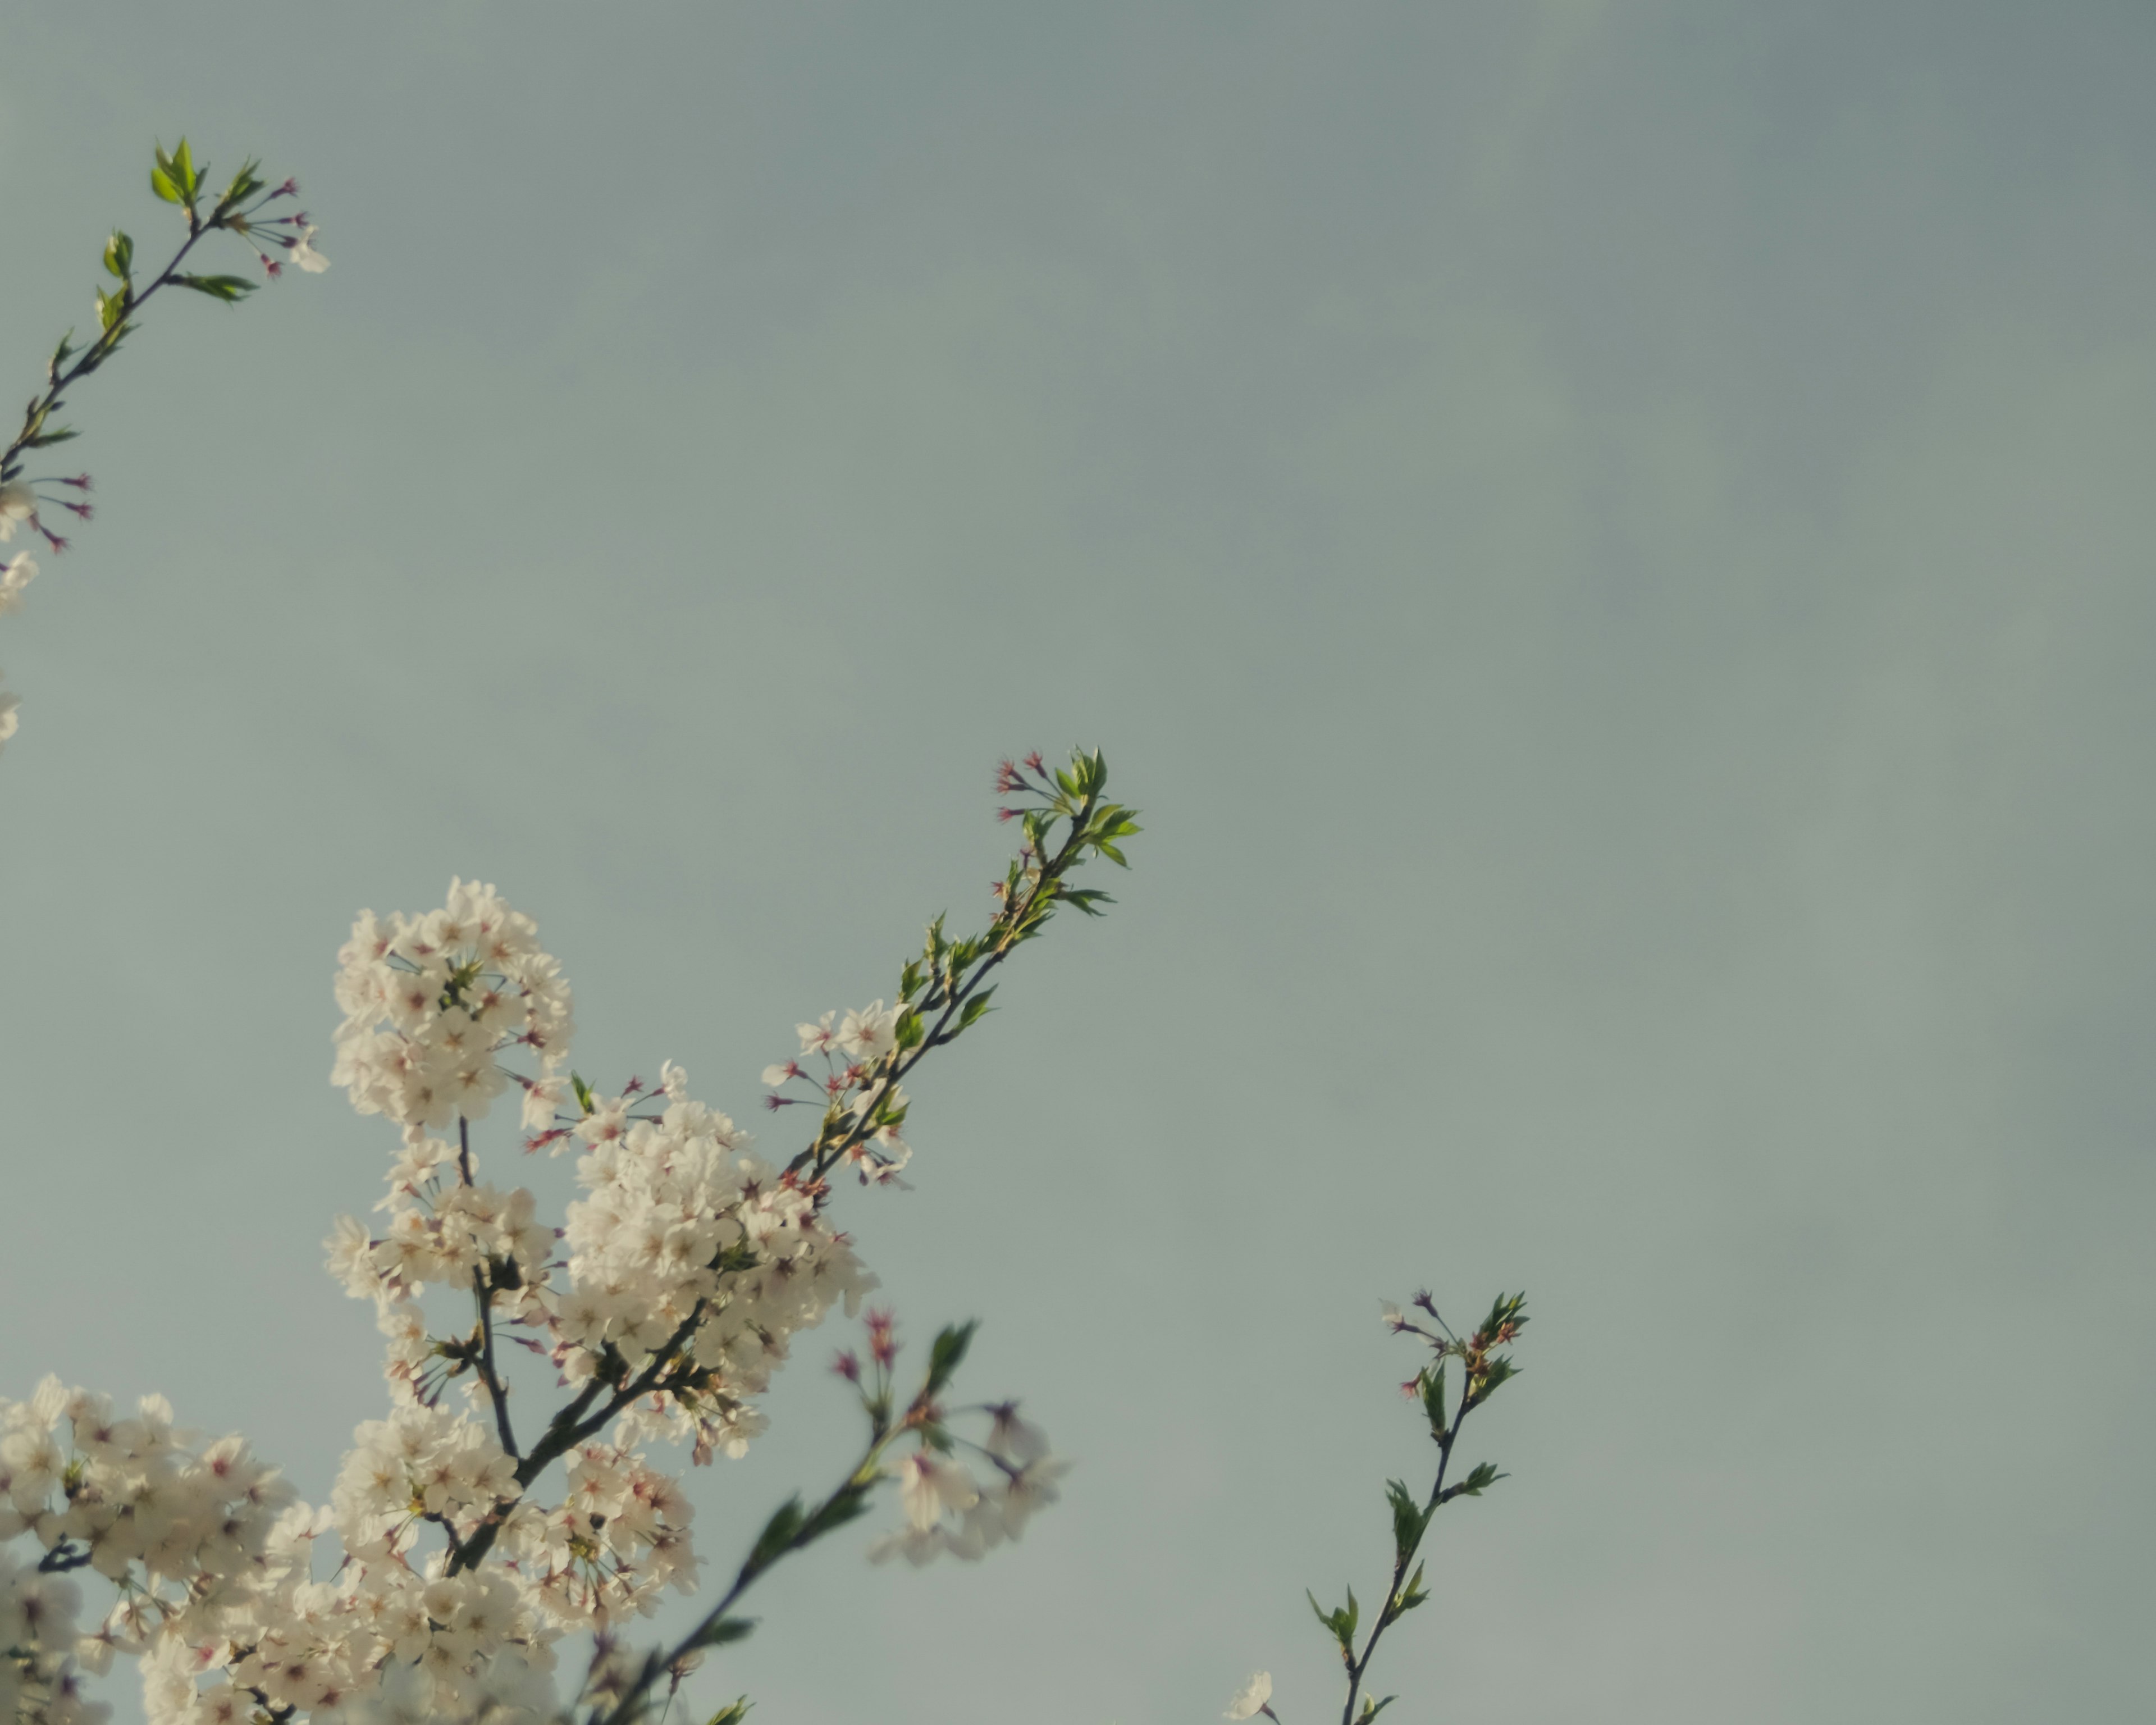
[762, 1005, 913, 1185]
[0, 487, 48, 750]
[549, 1076, 876, 1461]
[0, 1377, 307, 1725]
[866, 1407, 1070, 1569]
[0, 783, 1122, 1725]
[1, 143, 326, 760]
[330, 879, 575, 1133]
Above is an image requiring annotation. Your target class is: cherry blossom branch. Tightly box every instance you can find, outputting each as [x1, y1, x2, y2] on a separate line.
[449, 751, 1137, 1575]
[780, 748, 1140, 1185]
[1303, 1293, 1528, 1725]
[453, 1114, 522, 1460]
[581, 1324, 977, 1725]
[444, 1300, 714, 1576]
[3, 140, 319, 489]
[587, 1427, 892, 1725]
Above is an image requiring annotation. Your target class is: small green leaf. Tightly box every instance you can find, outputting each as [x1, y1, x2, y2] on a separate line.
[706, 1700, 753, 1725]
[745, 1498, 805, 1571]
[1393, 1560, 1428, 1615]
[688, 1618, 756, 1650]
[1420, 1362, 1448, 1435]
[172, 273, 257, 303]
[795, 1482, 875, 1546]
[103, 231, 134, 279]
[1385, 1478, 1431, 1560]
[1360, 1697, 1396, 1723]
[150, 162, 181, 203]
[220, 160, 263, 206]
[571, 1073, 595, 1115]
[172, 137, 198, 200]
[24, 428, 78, 449]
[923, 1320, 977, 1397]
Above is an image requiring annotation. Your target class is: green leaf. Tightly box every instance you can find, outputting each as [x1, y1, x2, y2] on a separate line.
[1360, 1697, 1396, 1723]
[923, 1320, 977, 1397]
[172, 136, 198, 200]
[1306, 1587, 1357, 1652]
[1476, 1292, 1528, 1343]
[220, 159, 263, 206]
[150, 161, 182, 203]
[1448, 1461, 1505, 1500]
[571, 1073, 595, 1115]
[957, 988, 995, 1029]
[24, 428, 78, 449]
[95, 285, 128, 332]
[103, 231, 134, 279]
[796, 1482, 875, 1546]
[1420, 1362, 1447, 1436]
[172, 273, 257, 303]
[706, 1700, 753, 1725]
[1469, 1357, 1518, 1410]
[745, 1498, 805, 1572]
[1393, 1560, 1428, 1615]
[688, 1618, 756, 1650]
[1385, 1478, 1431, 1560]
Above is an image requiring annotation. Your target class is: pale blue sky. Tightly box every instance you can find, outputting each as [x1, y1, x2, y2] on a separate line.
[3, 4, 2154, 1721]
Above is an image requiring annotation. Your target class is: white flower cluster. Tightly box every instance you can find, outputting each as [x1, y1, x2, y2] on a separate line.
[0, 494, 37, 750]
[325, 1129, 553, 1408]
[552, 1075, 876, 1461]
[0, 877, 1066, 1725]
[867, 1405, 1070, 1568]
[0, 552, 34, 618]
[331, 880, 574, 1133]
[0, 1545, 94, 1725]
[512, 1441, 695, 1630]
[762, 1003, 914, 1185]
[0, 1377, 307, 1725]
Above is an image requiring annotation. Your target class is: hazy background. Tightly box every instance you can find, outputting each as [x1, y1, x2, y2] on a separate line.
[3, 4, 2153, 1720]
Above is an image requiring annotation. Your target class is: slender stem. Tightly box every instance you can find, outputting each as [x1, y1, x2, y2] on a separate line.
[446, 1299, 711, 1575]
[449, 796, 1107, 1585]
[455, 1114, 520, 1461]
[1339, 1381, 1478, 1725]
[3, 175, 290, 481]
[2, 223, 211, 480]
[587, 1426, 900, 1725]
[797, 813, 1093, 1183]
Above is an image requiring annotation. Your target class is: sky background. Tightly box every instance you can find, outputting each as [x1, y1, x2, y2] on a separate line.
[3, 3, 2154, 1721]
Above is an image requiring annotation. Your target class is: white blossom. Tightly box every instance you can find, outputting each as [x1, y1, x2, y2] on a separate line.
[0, 550, 36, 614]
[0, 481, 35, 541]
[837, 1001, 898, 1062]
[1225, 1671, 1273, 1721]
